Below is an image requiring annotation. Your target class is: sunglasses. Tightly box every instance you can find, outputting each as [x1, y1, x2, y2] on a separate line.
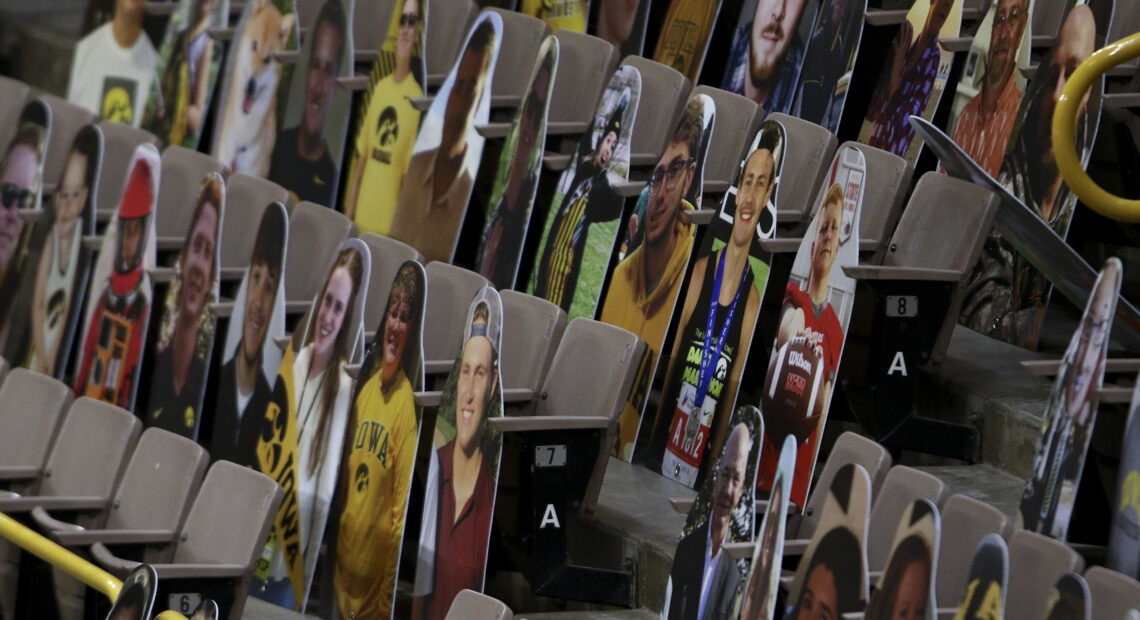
[0, 182, 33, 210]
[399, 12, 419, 27]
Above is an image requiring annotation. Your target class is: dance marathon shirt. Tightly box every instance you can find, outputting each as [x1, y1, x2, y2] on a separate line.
[755, 282, 842, 502]
[868, 37, 940, 156]
[353, 74, 423, 236]
[68, 22, 159, 127]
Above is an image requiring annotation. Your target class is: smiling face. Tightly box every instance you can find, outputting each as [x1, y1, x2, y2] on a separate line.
[303, 20, 342, 142]
[711, 424, 750, 537]
[734, 148, 775, 247]
[313, 265, 352, 362]
[810, 196, 842, 287]
[1028, 5, 1095, 180]
[795, 563, 839, 620]
[749, 0, 807, 87]
[0, 143, 36, 272]
[985, 0, 1028, 93]
[56, 151, 89, 232]
[381, 294, 411, 384]
[179, 202, 218, 319]
[594, 130, 617, 169]
[443, 46, 491, 155]
[456, 331, 496, 456]
[241, 260, 279, 363]
[645, 139, 693, 248]
[395, 0, 420, 63]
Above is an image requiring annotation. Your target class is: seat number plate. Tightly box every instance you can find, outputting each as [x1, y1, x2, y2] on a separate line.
[886, 295, 918, 317]
[170, 593, 202, 614]
[535, 445, 566, 467]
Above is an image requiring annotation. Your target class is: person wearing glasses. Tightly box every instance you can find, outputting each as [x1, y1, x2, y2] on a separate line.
[948, 0, 1029, 178]
[667, 423, 751, 620]
[343, 0, 423, 235]
[0, 126, 43, 327]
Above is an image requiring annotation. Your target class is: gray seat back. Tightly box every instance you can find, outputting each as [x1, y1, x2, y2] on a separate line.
[484, 8, 551, 104]
[445, 588, 513, 620]
[0, 369, 73, 494]
[692, 85, 758, 191]
[105, 428, 209, 536]
[1086, 566, 1140, 620]
[846, 142, 912, 252]
[796, 431, 891, 539]
[549, 30, 616, 127]
[1007, 529, 1085, 620]
[866, 465, 947, 572]
[156, 146, 226, 239]
[617, 55, 690, 162]
[0, 356, 8, 387]
[499, 290, 566, 400]
[40, 94, 97, 189]
[95, 120, 160, 220]
[423, 261, 489, 362]
[0, 76, 31, 153]
[764, 113, 836, 228]
[220, 174, 289, 270]
[285, 201, 353, 303]
[354, 0, 396, 57]
[936, 494, 1009, 606]
[425, 0, 479, 84]
[535, 318, 639, 424]
[360, 232, 423, 332]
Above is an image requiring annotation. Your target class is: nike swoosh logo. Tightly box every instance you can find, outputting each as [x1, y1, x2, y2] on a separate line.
[313, 175, 326, 186]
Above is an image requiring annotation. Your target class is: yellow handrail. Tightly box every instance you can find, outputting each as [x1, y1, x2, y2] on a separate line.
[1053, 31, 1140, 222]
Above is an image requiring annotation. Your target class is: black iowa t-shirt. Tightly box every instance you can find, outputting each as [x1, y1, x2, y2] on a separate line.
[269, 126, 337, 206]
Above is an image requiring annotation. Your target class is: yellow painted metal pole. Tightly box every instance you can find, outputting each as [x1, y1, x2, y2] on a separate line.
[1053, 31, 1140, 222]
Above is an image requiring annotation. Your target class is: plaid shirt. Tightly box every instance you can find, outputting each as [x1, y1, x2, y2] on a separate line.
[949, 76, 1023, 178]
[868, 37, 940, 156]
[722, 20, 805, 116]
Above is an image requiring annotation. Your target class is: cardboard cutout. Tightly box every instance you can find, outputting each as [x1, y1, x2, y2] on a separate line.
[755, 145, 865, 508]
[252, 238, 370, 611]
[793, 0, 868, 132]
[521, 0, 588, 32]
[944, 0, 1033, 178]
[959, 0, 1113, 349]
[209, 201, 288, 466]
[412, 286, 505, 620]
[603, 94, 714, 462]
[592, 0, 652, 58]
[143, 173, 224, 439]
[387, 13, 502, 264]
[666, 406, 762, 620]
[859, 0, 964, 161]
[142, 0, 229, 149]
[865, 499, 941, 620]
[1108, 380, 1140, 578]
[187, 599, 220, 620]
[1042, 573, 1091, 620]
[735, 433, 797, 620]
[343, 0, 428, 235]
[786, 462, 871, 618]
[475, 35, 558, 290]
[211, 0, 299, 177]
[527, 64, 640, 319]
[656, 120, 783, 487]
[74, 143, 160, 411]
[1019, 258, 1120, 540]
[105, 564, 157, 620]
[268, 0, 355, 206]
[953, 533, 1008, 619]
[652, 0, 723, 83]
[720, 0, 820, 116]
[333, 261, 427, 620]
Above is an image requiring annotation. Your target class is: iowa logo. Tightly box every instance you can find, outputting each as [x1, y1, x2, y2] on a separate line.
[101, 86, 134, 124]
[378, 106, 398, 146]
[1119, 470, 1140, 517]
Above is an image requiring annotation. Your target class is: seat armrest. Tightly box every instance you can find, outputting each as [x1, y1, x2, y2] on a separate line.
[543, 153, 572, 172]
[426, 73, 446, 87]
[842, 265, 965, 281]
[151, 563, 249, 579]
[491, 95, 522, 109]
[547, 121, 589, 136]
[409, 96, 434, 111]
[208, 300, 235, 317]
[859, 238, 881, 252]
[17, 209, 45, 223]
[757, 238, 803, 254]
[502, 388, 534, 403]
[206, 27, 235, 41]
[30, 506, 83, 533]
[490, 416, 610, 432]
[0, 496, 106, 513]
[863, 8, 908, 25]
[147, 267, 176, 283]
[841, 613, 865, 620]
[685, 209, 716, 226]
[273, 335, 292, 350]
[424, 359, 453, 374]
[82, 236, 102, 251]
[354, 49, 379, 64]
[284, 300, 311, 314]
[613, 180, 646, 197]
[475, 123, 511, 139]
[1100, 387, 1133, 404]
[91, 542, 139, 577]
[782, 538, 809, 556]
[336, 75, 369, 91]
[270, 50, 301, 64]
[218, 266, 245, 282]
[155, 237, 183, 252]
[0, 466, 40, 481]
[143, 1, 178, 15]
[345, 364, 361, 379]
[703, 180, 730, 194]
[670, 497, 694, 513]
[722, 542, 754, 560]
[414, 391, 443, 408]
[54, 529, 176, 547]
[629, 153, 658, 167]
[936, 607, 959, 620]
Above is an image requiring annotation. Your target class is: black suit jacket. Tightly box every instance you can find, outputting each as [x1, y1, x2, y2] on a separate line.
[668, 521, 742, 620]
[210, 354, 272, 467]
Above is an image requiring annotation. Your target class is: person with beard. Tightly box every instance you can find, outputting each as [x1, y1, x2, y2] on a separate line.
[146, 177, 220, 435]
[477, 53, 552, 289]
[533, 94, 626, 311]
[388, 19, 497, 263]
[74, 159, 154, 408]
[948, 0, 1029, 178]
[268, 0, 346, 205]
[866, 0, 954, 156]
[335, 262, 423, 619]
[668, 423, 751, 620]
[722, 0, 809, 115]
[795, 0, 860, 127]
[211, 212, 284, 465]
[962, 5, 1097, 345]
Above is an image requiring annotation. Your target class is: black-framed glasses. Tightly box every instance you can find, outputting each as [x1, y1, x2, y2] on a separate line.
[399, 12, 419, 27]
[648, 157, 694, 195]
[0, 182, 32, 210]
[994, 6, 1023, 27]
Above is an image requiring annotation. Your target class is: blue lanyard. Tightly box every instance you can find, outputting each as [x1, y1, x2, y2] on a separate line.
[694, 250, 748, 407]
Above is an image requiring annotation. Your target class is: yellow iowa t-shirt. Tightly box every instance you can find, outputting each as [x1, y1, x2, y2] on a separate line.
[521, 0, 587, 32]
[352, 73, 423, 235]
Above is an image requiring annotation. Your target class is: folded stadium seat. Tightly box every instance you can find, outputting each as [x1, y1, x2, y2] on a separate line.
[498, 290, 567, 411]
[1085, 566, 1140, 619]
[0, 369, 74, 497]
[283, 201, 353, 314]
[1006, 529, 1085, 619]
[0, 397, 140, 619]
[39, 95, 97, 192]
[489, 318, 644, 606]
[445, 589, 513, 620]
[359, 232, 423, 343]
[617, 55, 691, 168]
[89, 461, 283, 619]
[484, 8, 551, 110]
[352, 0, 395, 64]
[690, 85, 758, 198]
[32, 427, 209, 619]
[545, 30, 617, 138]
[0, 76, 31, 153]
[934, 494, 1009, 614]
[865, 466, 947, 574]
[422, 261, 489, 374]
[759, 113, 836, 234]
[842, 172, 999, 460]
[94, 120, 160, 224]
[216, 173, 291, 283]
[424, 0, 480, 90]
[153, 146, 226, 252]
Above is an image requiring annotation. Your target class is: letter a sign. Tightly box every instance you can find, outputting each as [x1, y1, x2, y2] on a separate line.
[888, 351, 908, 376]
[540, 504, 561, 529]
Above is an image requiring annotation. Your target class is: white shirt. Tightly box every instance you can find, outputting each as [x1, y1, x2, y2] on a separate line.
[698, 526, 721, 619]
[67, 22, 158, 127]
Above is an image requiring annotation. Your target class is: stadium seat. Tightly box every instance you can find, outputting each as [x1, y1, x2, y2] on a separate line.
[0, 369, 74, 496]
[154, 146, 226, 248]
[617, 55, 691, 167]
[217, 173, 290, 281]
[484, 8, 550, 109]
[422, 261, 489, 373]
[359, 232, 423, 340]
[425, 0, 479, 89]
[935, 494, 1009, 610]
[284, 201, 353, 313]
[762, 113, 836, 232]
[865, 466, 947, 573]
[90, 461, 284, 619]
[94, 120, 159, 223]
[445, 589, 513, 619]
[1085, 565, 1140, 619]
[352, 0, 395, 63]
[1006, 529, 1085, 620]
[0, 76, 31, 153]
[0, 356, 9, 390]
[849, 142, 913, 254]
[546, 29, 617, 137]
[498, 290, 566, 409]
[790, 432, 892, 541]
[39, 94, 97, 193]
[691, 85, 758, 196]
